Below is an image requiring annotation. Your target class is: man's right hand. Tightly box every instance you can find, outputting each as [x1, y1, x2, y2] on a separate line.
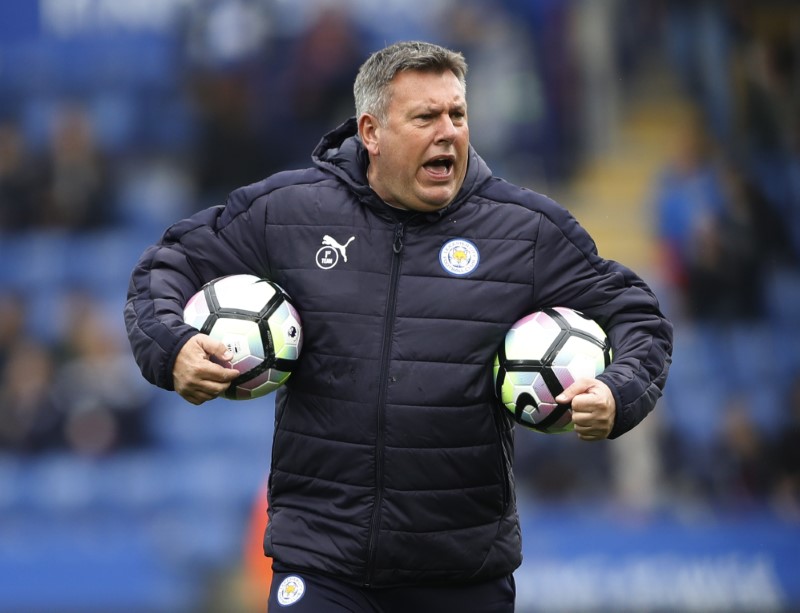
[173, 334, 241, 405]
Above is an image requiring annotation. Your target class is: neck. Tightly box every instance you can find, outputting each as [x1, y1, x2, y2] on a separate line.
[367, 168, 408, 211]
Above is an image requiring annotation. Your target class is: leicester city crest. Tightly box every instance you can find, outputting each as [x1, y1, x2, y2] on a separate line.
[276, 575, 306, 606]
[439, 238, 480, 276]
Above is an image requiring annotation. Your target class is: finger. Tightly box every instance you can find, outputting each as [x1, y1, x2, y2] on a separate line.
[195, 359, 241, 383]
[555, 378, 593, 405]
[181, 377, 233, 404]
[576, 430, 605, 442]
[572, 404, 613, 441]
[196, 334, 234, 364]
[570, 392, 595, 417]
[572, 411, 604, 438]
[184, 390, 214, 406]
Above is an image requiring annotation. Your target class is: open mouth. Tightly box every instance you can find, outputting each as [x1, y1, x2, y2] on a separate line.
[422, 156, 454, 177]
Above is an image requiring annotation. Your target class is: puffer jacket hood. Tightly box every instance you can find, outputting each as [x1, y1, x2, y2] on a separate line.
[312, 117, 492, 220]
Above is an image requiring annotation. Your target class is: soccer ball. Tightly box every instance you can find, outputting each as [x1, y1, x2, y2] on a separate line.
[493, 307, 611, 433]
[183, 274, 303, 400]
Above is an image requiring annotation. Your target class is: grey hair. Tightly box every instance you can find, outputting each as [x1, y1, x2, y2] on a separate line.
[354, 41, 467, 123]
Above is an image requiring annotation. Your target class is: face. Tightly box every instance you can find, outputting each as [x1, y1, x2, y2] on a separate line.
[359, 69, 469, 213]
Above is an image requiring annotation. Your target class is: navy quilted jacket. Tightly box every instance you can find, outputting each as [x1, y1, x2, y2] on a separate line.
[125, 118, 672, 588]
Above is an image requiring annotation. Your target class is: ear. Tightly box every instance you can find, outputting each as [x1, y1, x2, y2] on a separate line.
[358, 114, 380, 156]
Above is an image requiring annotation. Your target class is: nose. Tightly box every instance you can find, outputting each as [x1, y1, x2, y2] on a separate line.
[435, 114, 458, 144]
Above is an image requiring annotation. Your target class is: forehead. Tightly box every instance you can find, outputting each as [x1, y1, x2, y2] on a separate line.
[387, 70, 466, 110]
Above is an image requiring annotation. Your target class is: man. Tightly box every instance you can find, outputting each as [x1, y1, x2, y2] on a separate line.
[125, 41, 672, 612]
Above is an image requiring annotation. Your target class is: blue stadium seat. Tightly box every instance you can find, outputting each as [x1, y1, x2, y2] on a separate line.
[64, 230, 148, 300]
[662, 323, 727, 443]
[0, 454, 27, 515]
[0, 511, 198, 612]
[0, 231, 70, 294]
[91, 451, 182, 516]
[768, 269, 800, 379]
[20, 453, 104, 517]
[149, 392, 275, 453]
[165, 446, 268, 510]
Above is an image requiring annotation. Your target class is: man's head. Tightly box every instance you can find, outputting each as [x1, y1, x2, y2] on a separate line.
[355, 41, 470, 213]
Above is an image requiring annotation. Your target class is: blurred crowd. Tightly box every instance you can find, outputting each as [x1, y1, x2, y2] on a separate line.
[651, 0, 800, 518]
[0, 0, 799, 523]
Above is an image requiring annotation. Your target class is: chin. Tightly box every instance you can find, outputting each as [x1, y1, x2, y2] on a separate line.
[416, 199, 452, 212]
[417, 189, 456, 210]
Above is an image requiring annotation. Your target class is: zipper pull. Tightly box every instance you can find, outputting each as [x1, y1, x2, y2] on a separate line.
[393, 224, 405, 254]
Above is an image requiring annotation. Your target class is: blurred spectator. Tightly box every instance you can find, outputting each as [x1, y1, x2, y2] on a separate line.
[0, 289, 154, 457]
[0, 338, 63, 454]
[440, 2, 544, 185]
[654, 111, 728, 318]
[684, 161, 767, 322]
[711, 397, 774, 508]
[53, 291, 153, 456]
[514, 435, 613, 502]
[772, 372, 800, 521]
[191, 70, 277, 204]
[181, 0, 284, 204]
[503, 0, 583, 181]
[662, 0, 738, 147]
[0, 292, 27, 372]
[40, 104, 112, 230]
[0, 120, 43, 230]
[660, 395, 775, 509]
[182, 0, 274, 70]
[652, 108, 779, 458]
[739, 28, 797, 156]
[739, 33, 800, 261]
[573, 0, 623, 157]
[279, 7, 365, 164]
[654, 111, 769, 322]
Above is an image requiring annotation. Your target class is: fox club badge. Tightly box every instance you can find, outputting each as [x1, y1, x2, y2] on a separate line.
[439, 238, 480, 276]
[276, 575, 306, 606]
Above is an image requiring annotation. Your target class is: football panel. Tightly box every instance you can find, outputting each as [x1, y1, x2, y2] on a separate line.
[550, 336, 608, 385]
[529, 403, 574, 433]
[212, 275, 278, 313]
[232, 354, 263, 375]
[183, 292, 211, 330]
[267, 301, 303, 361]
[499, 369, 535, 410]
[514, 394, 573, 433]
[531, 373, 556, 404]
[227, 369, 291, 400]
[553, 306, 607, 341]
[504, 312, 563, 361]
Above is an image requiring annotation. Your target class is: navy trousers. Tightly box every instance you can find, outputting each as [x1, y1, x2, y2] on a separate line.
[268, 570, 516, 612]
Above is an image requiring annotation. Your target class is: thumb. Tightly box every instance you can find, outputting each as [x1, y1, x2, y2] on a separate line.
[555, 379, 590, 405]
[195, 334, 234, 363]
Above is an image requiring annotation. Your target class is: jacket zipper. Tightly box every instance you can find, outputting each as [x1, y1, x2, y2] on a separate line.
[364, 221, 406, 587]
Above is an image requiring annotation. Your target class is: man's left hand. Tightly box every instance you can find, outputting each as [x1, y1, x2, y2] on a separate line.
[556, 379, 616, 441]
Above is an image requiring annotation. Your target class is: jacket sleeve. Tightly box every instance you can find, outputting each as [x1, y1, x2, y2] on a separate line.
[531, 203, 673, 438]
[124, 188, 271, 391]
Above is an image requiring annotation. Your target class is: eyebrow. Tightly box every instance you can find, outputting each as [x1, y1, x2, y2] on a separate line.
[411, 102, 467, 115]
